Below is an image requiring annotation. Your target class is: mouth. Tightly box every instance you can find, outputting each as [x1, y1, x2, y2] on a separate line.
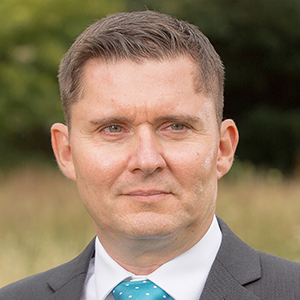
[121, 190, 172, 203]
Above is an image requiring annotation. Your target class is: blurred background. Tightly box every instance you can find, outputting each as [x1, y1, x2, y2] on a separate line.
[1, 0, 300, 287]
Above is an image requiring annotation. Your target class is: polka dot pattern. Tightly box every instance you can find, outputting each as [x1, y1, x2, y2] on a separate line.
[112, 280, 173, 299]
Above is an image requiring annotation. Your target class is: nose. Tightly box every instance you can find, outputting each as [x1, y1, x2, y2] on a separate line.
[128, 128, 167, 175]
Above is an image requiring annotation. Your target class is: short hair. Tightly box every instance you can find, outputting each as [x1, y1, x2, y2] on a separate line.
[58, 10, 224, 126]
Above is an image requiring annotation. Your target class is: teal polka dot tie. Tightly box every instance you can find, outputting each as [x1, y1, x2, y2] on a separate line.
[112, 280, 173, 300]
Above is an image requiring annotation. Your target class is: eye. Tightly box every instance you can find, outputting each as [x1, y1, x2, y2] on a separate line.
[168, 123, 186, 131]
[103, 125, 123, 133]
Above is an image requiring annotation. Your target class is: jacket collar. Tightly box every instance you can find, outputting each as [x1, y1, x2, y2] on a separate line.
[200, 218, 261, 300]
[45, 218, 262, 300]
[47, 238, 95, 300]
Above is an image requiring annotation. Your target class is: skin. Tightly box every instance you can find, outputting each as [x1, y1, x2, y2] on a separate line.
[51, 56, 238, 275]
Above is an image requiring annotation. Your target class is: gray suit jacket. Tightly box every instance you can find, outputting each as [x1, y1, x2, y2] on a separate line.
[1, 218, 300, 300]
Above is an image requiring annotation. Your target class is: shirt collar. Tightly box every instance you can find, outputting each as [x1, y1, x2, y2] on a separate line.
[94, 216, 222, 300]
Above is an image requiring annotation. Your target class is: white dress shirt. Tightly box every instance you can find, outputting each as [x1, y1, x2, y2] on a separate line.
[81, 216, 222, 300]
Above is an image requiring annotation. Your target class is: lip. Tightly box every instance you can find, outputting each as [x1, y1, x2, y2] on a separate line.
[121, 190, 172, 202]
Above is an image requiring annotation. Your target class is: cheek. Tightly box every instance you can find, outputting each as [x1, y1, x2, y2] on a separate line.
[73, 145, 127, 186]
[72, 148, 123, 220]
[171, 145, 217, 180]
[170, 146, 218, 206]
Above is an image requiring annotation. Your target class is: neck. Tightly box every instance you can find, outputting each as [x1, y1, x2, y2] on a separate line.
[95, 217, 213, 275]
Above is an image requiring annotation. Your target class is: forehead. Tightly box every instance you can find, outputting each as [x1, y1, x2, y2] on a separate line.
[83, 56, 196, 85]
[81, 57, 199, 102]
[72, 57, 216, 126]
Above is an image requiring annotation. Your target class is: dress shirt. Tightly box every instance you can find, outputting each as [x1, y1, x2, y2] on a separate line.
[81, 215, 222, 300]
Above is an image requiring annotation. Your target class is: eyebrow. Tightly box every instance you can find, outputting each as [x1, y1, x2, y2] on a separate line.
[89, 116, 134, 126]
[89, 114, 203, 126]
[155, 115, 202, 124]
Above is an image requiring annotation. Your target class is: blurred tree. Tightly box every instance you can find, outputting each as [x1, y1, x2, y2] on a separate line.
[1, 0, 300, 173]
[124, 0, 300, 174]
[125, 0, 300, 114]
[237, 106, 300, 174]
[0, 0, 125, 166]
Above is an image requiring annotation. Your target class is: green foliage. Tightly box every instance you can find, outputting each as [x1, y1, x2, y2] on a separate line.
[237, 106, 300, 174]
[1, 0, 300, 173]
[106, 0, 300, 174]
[0, 0, 125, 166]
[125, 0, 300, 106]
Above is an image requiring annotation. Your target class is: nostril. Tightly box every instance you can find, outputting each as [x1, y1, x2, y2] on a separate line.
[127, 131, 167, 174]
[129, 155, 166, 175]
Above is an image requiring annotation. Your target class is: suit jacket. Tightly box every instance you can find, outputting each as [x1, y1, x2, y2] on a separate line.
[1, 218, 300, 300]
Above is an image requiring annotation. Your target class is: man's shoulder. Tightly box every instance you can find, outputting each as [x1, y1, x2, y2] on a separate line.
[258, 250, 300, 280]
[215, 218, 300, 299]
[0, 238, 95, 300]
[0, 267, 60, 300]
[246, 251, 300, 298]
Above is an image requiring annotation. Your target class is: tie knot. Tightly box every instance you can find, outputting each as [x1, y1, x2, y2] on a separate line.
[112, 280, 173, 300]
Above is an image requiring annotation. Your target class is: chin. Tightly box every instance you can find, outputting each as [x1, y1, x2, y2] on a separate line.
[120, 214, 182, 241]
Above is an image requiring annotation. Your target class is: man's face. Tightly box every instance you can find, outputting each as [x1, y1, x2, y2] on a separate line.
[52, 57, 237, 245]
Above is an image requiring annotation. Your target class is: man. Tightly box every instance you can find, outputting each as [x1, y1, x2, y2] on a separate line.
[1, 10, 299, 300]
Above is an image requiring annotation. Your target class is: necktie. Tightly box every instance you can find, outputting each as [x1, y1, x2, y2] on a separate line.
[112, 279, 173, 300]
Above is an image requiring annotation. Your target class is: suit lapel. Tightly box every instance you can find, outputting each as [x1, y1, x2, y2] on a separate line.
[200, 218, 261, 300]
[200, 260, 260, 300]
[48, 238, 96, 300]
[51, 272, 88, 300]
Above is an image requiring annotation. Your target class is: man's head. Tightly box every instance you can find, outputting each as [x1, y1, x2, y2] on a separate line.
[52, 11, 238, 271]
[58, 10, 224, 127]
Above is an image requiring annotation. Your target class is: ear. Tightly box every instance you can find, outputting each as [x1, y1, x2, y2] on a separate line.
[51, 123, 76, 181]
[216, 119, 239, 179]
